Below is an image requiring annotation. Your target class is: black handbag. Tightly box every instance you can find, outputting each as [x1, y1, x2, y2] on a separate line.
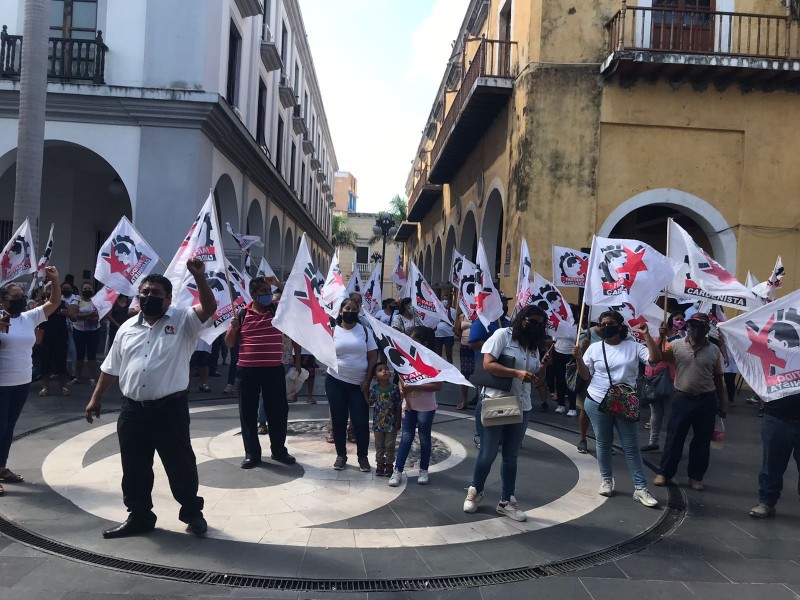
[471, 353, 516, 392]
[639, 368, 673, 402]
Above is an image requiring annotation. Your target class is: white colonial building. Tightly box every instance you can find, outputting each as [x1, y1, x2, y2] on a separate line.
[0, 0, 337, 280]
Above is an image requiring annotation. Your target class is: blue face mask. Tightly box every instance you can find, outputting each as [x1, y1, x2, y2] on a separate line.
[256, 294, 273, 306]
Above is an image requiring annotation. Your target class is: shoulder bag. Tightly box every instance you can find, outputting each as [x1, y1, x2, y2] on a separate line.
[479, 344, 528, 427]
[599, 342, 640, 423]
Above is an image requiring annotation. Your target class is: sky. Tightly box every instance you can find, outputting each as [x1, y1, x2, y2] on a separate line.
[299, 0, 470, 214]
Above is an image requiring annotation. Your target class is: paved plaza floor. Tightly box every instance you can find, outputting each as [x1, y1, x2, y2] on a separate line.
[0, 373, 798, 599]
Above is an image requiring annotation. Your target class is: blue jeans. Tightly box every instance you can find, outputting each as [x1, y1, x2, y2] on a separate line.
[0, 384, 30, 467]
[584, 398, 647, 489]
[471, 410, 530, 501]
[758, 413, 800, 507]
[326, 375, 370, 459]
[659, 390, 717, 481]
[474, 396, 483, 444]
[395, 409, 435, 472]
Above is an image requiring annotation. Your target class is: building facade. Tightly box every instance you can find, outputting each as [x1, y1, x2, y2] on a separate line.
[398, 0, 800, 302]
[0, 0, 338, 281]
[333, 171, 358, 214]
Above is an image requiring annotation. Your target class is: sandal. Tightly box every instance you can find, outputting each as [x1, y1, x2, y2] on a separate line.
[306, 398, 317, 404]
[326, 431, 335, 444]
[61, 387, 71, 396]
[0, 468, 23, 483]
[456, 401, 468, 410]
[199, 383, 211, 392]
[38, 388, 50, 397]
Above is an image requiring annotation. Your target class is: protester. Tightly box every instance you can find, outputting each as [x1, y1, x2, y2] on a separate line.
[69, 282, 101, 386]
[0, 267, 62, 495]
[573, 310, 661, 508]
[667, 311, 687, 341]
[299, 348, 317, 404]
[326, 298, 378, 472]
[654, 312, 726, 491]
[640, 320, 677, 453]
[389, 326, 440, 487]
[37, 282, 71, 397]
[106, 294, 132, 347]
[225, 276, 297, 469]
[576, 321, 603, 453]
[749, 393, 800, 518]
[377, 298, 396, 325]
[391, 298, 420, 333]
[61, 282, 78, 378]
[368, 363, 401, 477]
[84, 262, 215, 538]
[453, 311, 474, 410]
[434, 299, 456, 363]
[463, 305, 548, 521]
[190, 339, 212, 392]
[552, 336, 578, 417]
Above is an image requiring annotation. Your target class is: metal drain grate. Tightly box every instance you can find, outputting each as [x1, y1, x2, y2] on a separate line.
[0, 414, 687, 591]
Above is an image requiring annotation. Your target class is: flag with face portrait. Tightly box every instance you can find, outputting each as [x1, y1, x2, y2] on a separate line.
[28, 223, 54, 295]
[667, 219, 758, 311]
[0, 218, 37, 286]
[91, 285, 121, 321]
[456, 254, 479, 322]
[718, 289, 800, 401]
[320, 249, 348, 318]
[552, 246, 589, 288]
[273, 235, 337, 370]
[164, 192, 225, 297]
[590, 302, 663, 344]
[585, 235, 679, 310]
[401, 260, 452, 328]
[225, 222, 263, 251]
[391, 254, 406, 291]
[752, 256, 785, 301]
[346, 269, 364, 295]
[474, 239, 504, 327]
[95, 216, 160, 297]
[365, 312, 472, 387]
[521, 272, 577, 340]
[513, 239, 532, 316]
[362, 261, 382, 315]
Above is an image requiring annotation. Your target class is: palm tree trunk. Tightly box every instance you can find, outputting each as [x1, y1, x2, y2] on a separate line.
[13, 0, 50, 249]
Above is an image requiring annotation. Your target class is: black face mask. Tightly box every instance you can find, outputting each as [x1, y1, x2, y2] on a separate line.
[7, 298, 26, 314]
[82, 290, 93, 299]
[687, 325, 708, 341]
[342, 311, 358, 325]
[140, 295, 166, 318]
[525, 322, 545, 339]
[600, 325, 620, 339]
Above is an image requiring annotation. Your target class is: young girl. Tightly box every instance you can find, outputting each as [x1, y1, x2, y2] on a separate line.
[389, 327, 440, 487]
[368, 363, 402, 476]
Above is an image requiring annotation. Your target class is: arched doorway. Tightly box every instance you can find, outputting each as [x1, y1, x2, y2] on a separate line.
[482, 188, 504, 276]
[246, 200, 264, 262]
[424, 245, 433, 282]
[0, 142, 132, 278]
[443, 226, 456, 285]
[283, 228, 295, 279]
[213, 174, 240, 262]
[461, 211, 478, 262]
[433, 237, 443, 286]
[268, 216, 281, 269]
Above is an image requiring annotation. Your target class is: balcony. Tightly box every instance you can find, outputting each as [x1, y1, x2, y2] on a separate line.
[302, 137, 314, 155]
[292, 109, 308, 135]
[428, 37, 517, 184]
[394, 221, 419, 243]
[407, 168, 443, 223]
[316, 171, 325, 183]
[260, 24, 282, 72]
[1, 26, 108, 84]
[321, 182, 330, 193]
[310, 155, 321, 170]
[602, 5, 800, 89]
[278, 73, 297, 109]
[233, 0, 263, 18]
[354, 263, 371, 278]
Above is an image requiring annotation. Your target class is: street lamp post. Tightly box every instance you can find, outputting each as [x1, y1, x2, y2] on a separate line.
[373, 213, 398, 298]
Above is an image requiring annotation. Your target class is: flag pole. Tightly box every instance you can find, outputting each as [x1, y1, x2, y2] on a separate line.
[575, 300, 587, 347]
[663, 217, 672, 327]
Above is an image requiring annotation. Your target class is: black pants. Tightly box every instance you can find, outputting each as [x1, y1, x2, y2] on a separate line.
[238, 366, 289, 459]
[552, 351, 577, 410]
[659, 390, 717, 481]
[209, 335, 223, 373]
[73, 329, 99, 360]
[40, 335, 68, 375]
[117, 395, 203, 523]
[326, 375, 370, 459]
[723, 372, 737, 404]
[759, 414, 800, 507]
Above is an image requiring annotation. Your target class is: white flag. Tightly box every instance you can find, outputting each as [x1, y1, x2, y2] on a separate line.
[514, 238, 531, 316]
[28, 224, 54, 295]
[718, 289, 800, 401]
[450, 249, 465, 287]
[256, 257, 276, 279]
[391, 254, 407, 291]
[91, 285, 120, 321]
[523, 272, 577, 340]
[455, 254, 479, 323]
[164, 192, 225, 297]
[320, 250, 348, 317]
[365, 312, 472, 387]
[346, 269, 364, 295]
[667, 219, 757, 311]
[362, 261, 382, 315]
[273, 235, 337, 369]
[401, 261, 452, 328]
[585, 235, 679, 310]
[225, 222, 263, 251]
[474, 239, 504, 327]
[746, 271, 760, 290]
[552, 245, 590, 288]
[316, 269, 325, 287]
[95, 216, 160, 297]
[0, 218, 37, 286]
[752, 256, 785, 301]
[590, 302, 664, 345]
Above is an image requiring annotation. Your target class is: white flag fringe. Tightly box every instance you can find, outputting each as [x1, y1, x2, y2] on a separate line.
[0, 218, 37, 286]
[95, 216, 160, 297]
[718, 289, 800, 401]
[401, 261, 452, 328]
[474, 239, 504, 327]
[362, 261, 382, 315]
[365, 312, 472, 387]
[552, 245, 589, 288]
[273, 235, 338, 370]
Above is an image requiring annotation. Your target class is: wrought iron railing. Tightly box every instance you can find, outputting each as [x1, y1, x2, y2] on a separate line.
[430, 37, 517, 171]
[0, 26, 108, 83]
[606, 4, 800, 59]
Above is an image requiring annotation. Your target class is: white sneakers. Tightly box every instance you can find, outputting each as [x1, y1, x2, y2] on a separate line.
[554, 405, 566, 414]
[388, 469, 402, 487]
[496, 496, 527, 521]
[566, 409, 577, 417]
[418, 470, 429, 485]
[633, 487, 659, 508]
[463, 486, 484, 513]
[599, 478, 615, 497]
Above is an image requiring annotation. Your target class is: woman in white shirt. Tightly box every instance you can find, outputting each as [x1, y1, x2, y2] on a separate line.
[325, 298, 378, 473]
[573, 310, 661, 508]
[391, 298, 421, 334]
[0, 267, 62, 495]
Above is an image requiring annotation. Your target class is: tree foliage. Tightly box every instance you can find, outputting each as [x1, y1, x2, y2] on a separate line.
[332, 214, 358, 250]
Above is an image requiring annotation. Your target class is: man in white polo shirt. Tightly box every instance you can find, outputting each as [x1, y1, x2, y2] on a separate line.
[85, 258, 216, 539]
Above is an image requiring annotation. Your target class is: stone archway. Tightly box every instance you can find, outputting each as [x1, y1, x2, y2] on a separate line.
[423, 245, 433, 282]
[433, 237, 443, 286]
[213, 174, 240, 261]
[481, 187, 504, 276]
[461, 210, 478, 262]
[268, 216, 281, 270]
[283, 228, 295, 279]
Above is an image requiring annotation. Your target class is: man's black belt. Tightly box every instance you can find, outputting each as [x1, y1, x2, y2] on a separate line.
[125, 390, 188, 407]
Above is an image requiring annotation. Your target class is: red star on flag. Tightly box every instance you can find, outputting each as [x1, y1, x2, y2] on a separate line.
[698, 251, 736, 284]
[103, 243, 130, 277]
[746, 314, 786, 379]
[577, 257, 588, 277]
[393, 342, 440, 378]
[299, 275, 333, 336]
[616, 246, 648, 291]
